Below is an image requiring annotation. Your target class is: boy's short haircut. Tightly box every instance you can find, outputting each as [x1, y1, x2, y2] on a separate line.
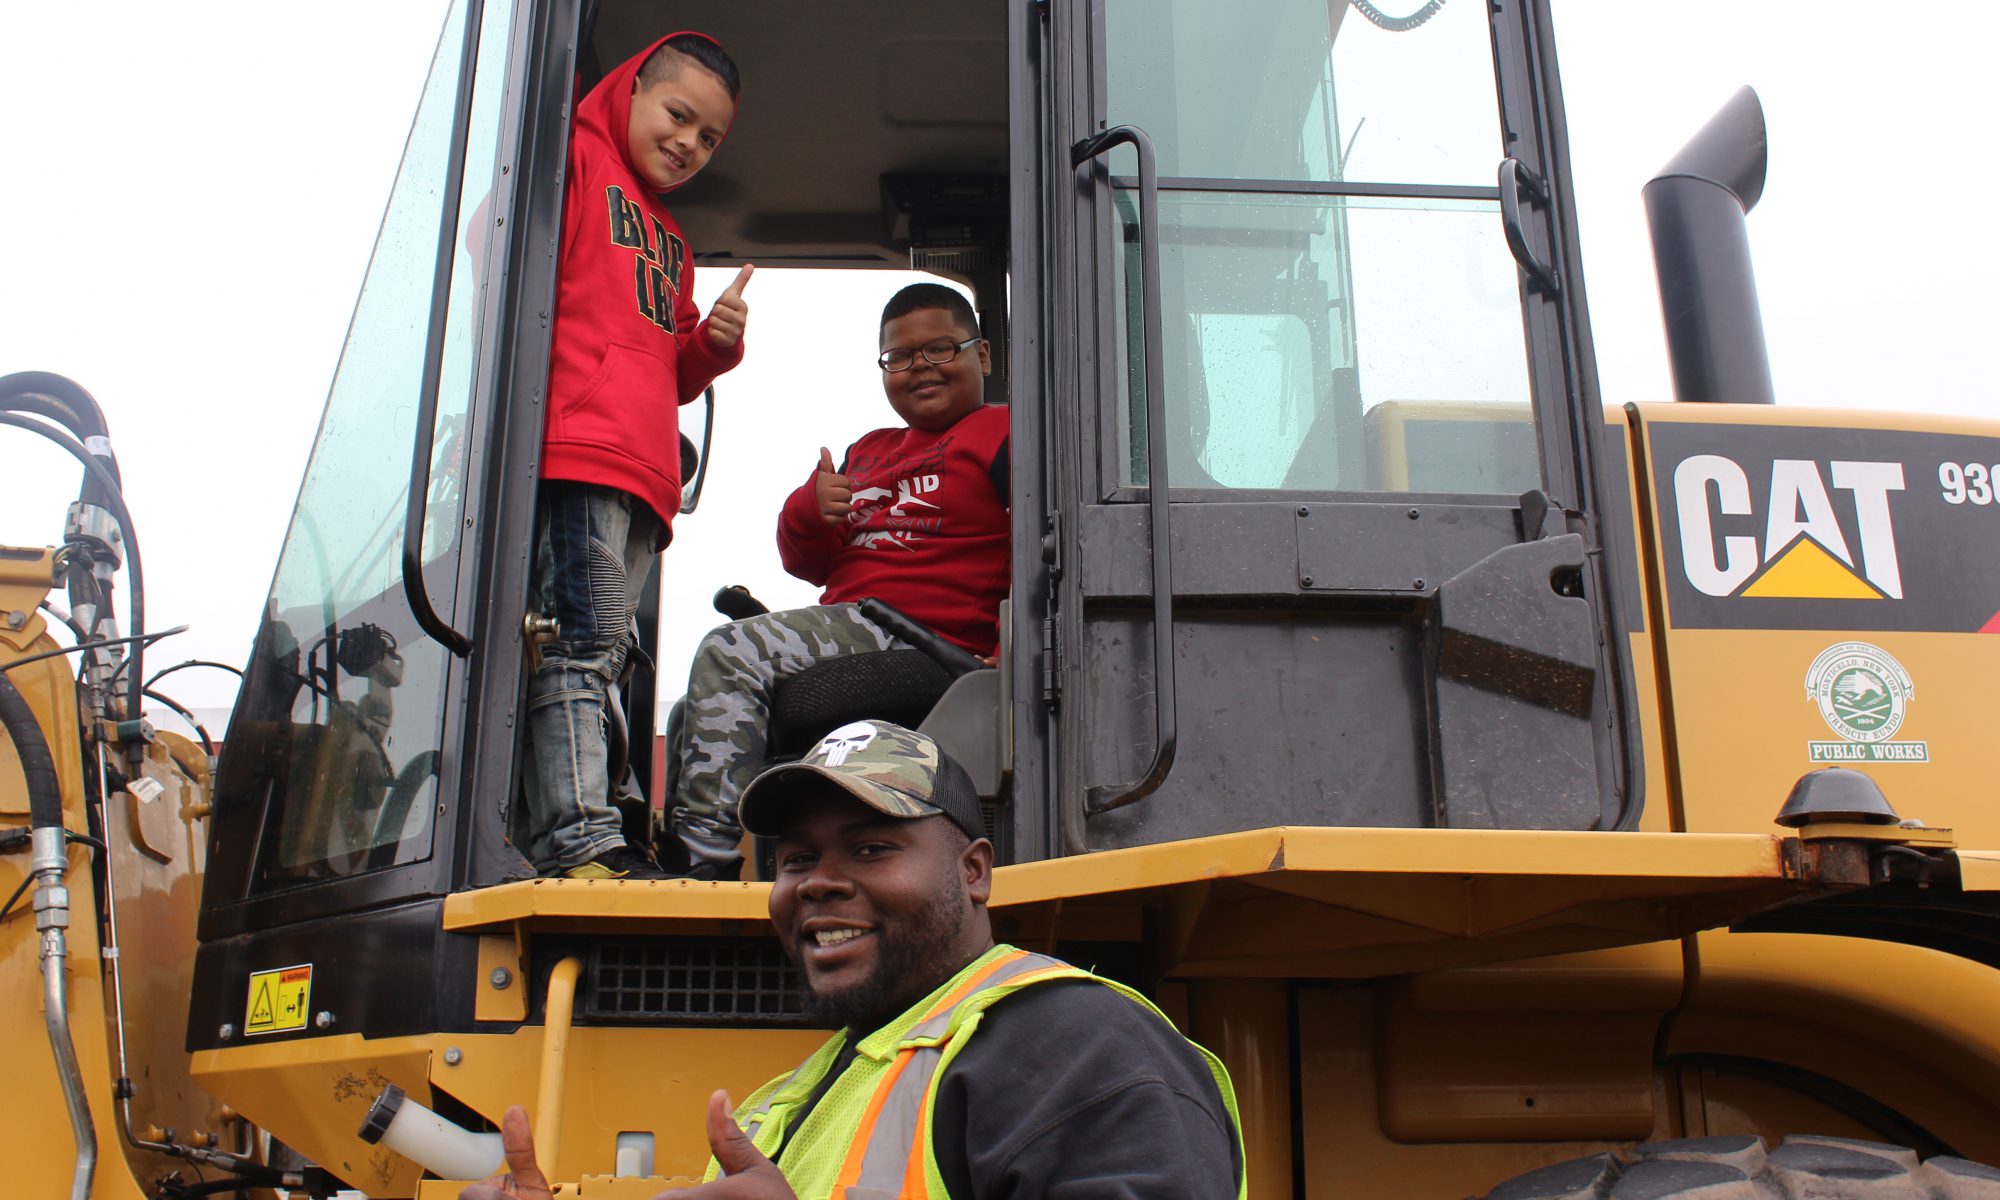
[881, 283, 980, 342]
[637, 33, 741, 99]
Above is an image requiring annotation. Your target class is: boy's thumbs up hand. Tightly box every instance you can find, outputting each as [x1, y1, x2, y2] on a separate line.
[814, 447, 851, 526]
[704, 264, 754, 351]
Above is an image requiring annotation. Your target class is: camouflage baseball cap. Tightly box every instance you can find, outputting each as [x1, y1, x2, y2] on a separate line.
[737, 720, 985, 841]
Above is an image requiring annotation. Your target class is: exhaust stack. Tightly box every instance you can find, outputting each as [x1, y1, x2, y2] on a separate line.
[1643, 86, 1775, 404]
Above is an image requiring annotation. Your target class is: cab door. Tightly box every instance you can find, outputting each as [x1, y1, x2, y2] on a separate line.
[192, 0, 572, 1031]
[1035, 0, 1639, 855]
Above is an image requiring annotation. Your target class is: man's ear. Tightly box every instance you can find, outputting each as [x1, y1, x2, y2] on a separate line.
[962, 836, 995, 905]
[975, 338, 992, 378]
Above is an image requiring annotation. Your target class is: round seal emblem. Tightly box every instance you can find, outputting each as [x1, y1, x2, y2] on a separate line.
[1803, 641, 1914, 744]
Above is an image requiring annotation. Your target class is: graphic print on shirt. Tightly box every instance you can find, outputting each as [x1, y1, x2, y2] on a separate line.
[605, 185, 687, 333]
[845, 438, 953, 553]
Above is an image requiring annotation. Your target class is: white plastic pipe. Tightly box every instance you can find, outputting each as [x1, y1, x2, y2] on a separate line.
[361, 1085, 503, 1182]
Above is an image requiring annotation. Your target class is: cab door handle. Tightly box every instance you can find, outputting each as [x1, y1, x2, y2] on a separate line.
[1071, 126, 1178, 816]
[1500, 157, 1561, 297]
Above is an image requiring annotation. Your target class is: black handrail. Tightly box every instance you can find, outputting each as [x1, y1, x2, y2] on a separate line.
[1072, 126, 1178, 817]
[400, 0, 487, 658]
[679, 385, 716, 515]
[1499, 158, 1561, 296]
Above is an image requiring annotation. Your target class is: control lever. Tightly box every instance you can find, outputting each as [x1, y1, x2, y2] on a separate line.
[859, 598, 986, 679]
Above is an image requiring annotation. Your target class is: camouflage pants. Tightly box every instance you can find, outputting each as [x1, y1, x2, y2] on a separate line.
[670, 603, 900, 847]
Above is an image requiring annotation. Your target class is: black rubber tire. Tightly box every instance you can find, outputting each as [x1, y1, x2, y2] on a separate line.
[1477, 1135, 2000, 1199]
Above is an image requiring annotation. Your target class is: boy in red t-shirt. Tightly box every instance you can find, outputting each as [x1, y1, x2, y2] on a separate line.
[665, 284, 1009, 876]
[527, 33, 751, 880]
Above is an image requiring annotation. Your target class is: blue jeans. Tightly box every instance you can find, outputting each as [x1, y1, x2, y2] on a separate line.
[525, 481, 658, 869]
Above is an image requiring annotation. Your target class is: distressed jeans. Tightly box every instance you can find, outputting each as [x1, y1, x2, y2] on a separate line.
[525, 481, 657, 870]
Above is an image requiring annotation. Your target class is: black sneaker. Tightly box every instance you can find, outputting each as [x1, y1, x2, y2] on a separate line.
[562, 844, 671, 880]
[670, 858, 744, 882]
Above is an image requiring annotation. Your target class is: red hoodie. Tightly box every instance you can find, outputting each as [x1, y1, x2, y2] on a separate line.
[542, 34, 743, 533]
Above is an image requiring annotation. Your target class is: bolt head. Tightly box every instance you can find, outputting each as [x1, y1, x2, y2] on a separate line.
[5, 610, 26, 629]
[1300, 575, 1314, 587]
[314, 1010, 334, 1030]
[218, 1023, 235, 1041]
[490, 966, 514, 990]
[443, 1046, 464, 1066]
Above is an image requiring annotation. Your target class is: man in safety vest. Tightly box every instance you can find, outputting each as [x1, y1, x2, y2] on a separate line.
[465, 721, 1246, 1198]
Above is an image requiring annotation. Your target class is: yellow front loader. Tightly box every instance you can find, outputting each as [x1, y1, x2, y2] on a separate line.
[6, 1, 1999, 1197]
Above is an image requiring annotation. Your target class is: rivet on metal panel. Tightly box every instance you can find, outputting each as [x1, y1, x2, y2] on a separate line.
[491, 967, 514, 990]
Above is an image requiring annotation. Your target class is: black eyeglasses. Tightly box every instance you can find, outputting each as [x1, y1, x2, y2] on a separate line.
[877, 336, 981, 373]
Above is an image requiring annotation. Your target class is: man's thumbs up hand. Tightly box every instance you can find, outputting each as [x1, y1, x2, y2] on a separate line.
[459, 1107, 551, 1200]
[704, 264, 754, 350]
[814, 447, 851, 526]
[665, 1091, 795, 1198]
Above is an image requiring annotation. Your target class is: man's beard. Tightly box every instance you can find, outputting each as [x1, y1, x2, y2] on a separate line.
[799, 878, 971, 1034]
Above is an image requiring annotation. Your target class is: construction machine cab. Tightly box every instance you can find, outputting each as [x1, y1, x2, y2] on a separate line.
[191, 0, 1637, 1070]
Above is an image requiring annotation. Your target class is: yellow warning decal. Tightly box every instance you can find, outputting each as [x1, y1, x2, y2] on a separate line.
[244, 964, 313, 1036]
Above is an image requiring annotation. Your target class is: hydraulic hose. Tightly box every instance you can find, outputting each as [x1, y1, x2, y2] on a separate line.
[0, 673, 62, 831]
[0, 411, 148, 735]
[0, 671, 97, 1199]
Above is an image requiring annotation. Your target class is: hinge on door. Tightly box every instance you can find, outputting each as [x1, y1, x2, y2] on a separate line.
[1040, 616, 1060, 707]
[1040, 511, 1062, 707]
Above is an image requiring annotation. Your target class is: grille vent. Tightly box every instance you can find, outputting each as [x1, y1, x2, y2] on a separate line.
[581, 938, 809, 1026]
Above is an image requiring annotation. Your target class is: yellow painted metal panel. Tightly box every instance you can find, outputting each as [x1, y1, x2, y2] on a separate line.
[443, 877, 773, 930]
[1675, 930, 2000, 1162]
[1957, 850, 2000, 891]
[190, 1034, 434, 1197]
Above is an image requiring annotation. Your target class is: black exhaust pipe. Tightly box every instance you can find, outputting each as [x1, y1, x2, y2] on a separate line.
[1643, 86, 1775, 405]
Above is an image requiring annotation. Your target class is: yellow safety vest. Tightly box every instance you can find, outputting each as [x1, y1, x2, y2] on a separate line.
[705, 944, 1246, 1200]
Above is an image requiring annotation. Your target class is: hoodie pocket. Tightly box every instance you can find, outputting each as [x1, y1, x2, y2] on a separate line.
[557, 341, 673, 447]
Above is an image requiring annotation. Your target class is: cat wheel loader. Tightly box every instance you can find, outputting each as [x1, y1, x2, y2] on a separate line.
[5, 0, 1998, 1196]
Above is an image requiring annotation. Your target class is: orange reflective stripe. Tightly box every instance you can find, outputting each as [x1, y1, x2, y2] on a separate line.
[900, 1100, 931, 1199]
[833, 950, 1030, 1193]
[834, 1048, 920, 1194]
[897, 963, 1074, 1198]
[919, 948, 1028, 1025]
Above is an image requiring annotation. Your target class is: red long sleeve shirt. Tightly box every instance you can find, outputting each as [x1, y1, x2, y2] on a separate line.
[777, 405, 1010, 655]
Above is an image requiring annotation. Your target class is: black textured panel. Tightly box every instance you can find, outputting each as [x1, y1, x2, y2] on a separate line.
[581, 937, 809, 1026]
[771, 650, 952, 756]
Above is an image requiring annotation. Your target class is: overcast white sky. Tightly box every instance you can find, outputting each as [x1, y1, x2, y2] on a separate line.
[2, 2, 1994, 737]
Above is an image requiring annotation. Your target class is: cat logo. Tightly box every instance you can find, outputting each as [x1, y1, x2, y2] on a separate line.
[1673, 455, 1905, 600]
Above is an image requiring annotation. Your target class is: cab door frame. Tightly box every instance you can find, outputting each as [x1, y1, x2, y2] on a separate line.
[1028, 0, 1645, 858]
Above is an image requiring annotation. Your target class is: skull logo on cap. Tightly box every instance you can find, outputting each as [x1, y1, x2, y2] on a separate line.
[817, 721, 879, 768]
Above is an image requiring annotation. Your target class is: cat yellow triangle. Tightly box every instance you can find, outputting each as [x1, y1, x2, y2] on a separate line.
[1740, 537, 1885, 600]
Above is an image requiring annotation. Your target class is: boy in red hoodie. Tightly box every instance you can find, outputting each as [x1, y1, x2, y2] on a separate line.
[664, 284, 1009, 877]
[528, 33, 750, 880]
